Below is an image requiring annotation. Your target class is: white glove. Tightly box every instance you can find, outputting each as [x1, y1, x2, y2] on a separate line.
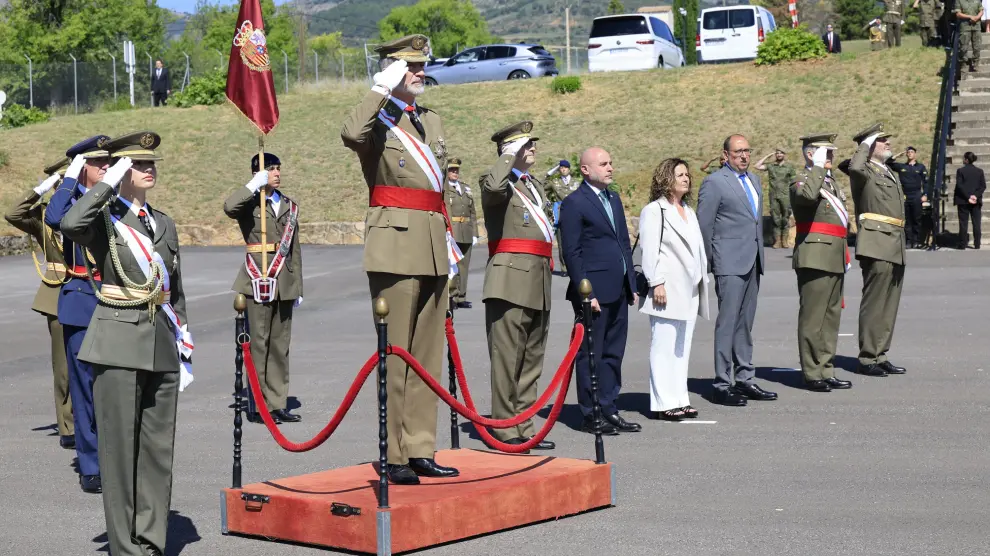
[472, 236, 479, 246]
[34, 174, 60, 196]
[501, 137, 530, 158]
[245, 170, 268, 193]
[294, 296, 303, 308]
[861, 133, 881, 148]
[102, 157, 133, 189]
[546, 166, 560, 177]
[64, 155, 86, 181]
[812, 147, 829, 168]
[373, 59, 408, 93]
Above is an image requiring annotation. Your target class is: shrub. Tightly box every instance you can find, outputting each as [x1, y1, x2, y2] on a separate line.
[550, 75, 582, 94]
[755, 25, 827, 66]
[1, 103, 52, 128]
[96, 97, 136, 113]
[169, 70, 228, 108]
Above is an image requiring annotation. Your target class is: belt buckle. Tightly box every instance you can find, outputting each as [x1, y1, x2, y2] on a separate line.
[252, 277, 277, 304]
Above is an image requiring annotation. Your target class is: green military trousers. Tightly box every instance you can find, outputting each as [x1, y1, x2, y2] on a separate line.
[797, 269, 844, 381]
[245, 299, 294, 411]
[451, 242, 473, 303]
[858, 258, 904, 365]
[47, 315, 74, 436]
[961, 24, 982, 65]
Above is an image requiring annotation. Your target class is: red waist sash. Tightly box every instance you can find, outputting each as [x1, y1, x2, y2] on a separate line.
[795, 222, 847, 238]
[488, 238, 554, 270]
[370, 186, 443, 212]
[70, 265, 101, 281]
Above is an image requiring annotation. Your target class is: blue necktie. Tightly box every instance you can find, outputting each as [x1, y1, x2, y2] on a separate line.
[738, 174, 758, 218]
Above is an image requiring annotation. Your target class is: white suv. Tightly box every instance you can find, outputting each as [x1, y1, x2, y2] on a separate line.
[588, 14, 685, 73]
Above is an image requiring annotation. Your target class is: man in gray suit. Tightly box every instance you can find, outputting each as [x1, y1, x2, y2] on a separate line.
[697, 134, 778, 406]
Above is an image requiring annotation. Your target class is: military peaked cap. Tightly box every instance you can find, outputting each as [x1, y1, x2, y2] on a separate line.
[251, 152, 281, 172]
[105, 131, 163, 161]
[853, 122, 892, 144]
[490, 121, 539, 147]
[44, 156, 70, 176]
[65, 135, 111, 159]
[800, 133, 838, 150]
[375, 35, 431, 62]
[447, 157, 462, 170]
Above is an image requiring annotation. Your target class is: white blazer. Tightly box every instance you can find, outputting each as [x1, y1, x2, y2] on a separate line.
[637, 198, 710, 321]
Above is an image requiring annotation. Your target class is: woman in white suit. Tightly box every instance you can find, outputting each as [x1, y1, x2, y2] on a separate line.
[638, 158, 710, 421]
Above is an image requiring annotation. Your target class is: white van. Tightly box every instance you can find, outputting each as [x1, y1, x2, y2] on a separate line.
[697, 6, 776, 64]
[588, 13, 685, 73]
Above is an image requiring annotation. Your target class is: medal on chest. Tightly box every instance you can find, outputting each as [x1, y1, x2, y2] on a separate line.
[523, 210, 530, 225]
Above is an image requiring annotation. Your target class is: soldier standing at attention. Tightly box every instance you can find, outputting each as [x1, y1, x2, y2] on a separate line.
[544, 159, 577, 272]
[4, 157, 74, 449]
[341, 34, 462, 485]
[848, 123, 908, 378]
[480, 121, 555, 451]
[956, 0, 984, 73]
[790, 134, 854, 393]
[444, 158, 478, 309]
[914, 0, 940, 46]
[882, 0, 904, 47]
[223, 152, 303, 425]
[756, 148, 797, 248]
[44, 135, 111, 494]
[61, 131, 192, 556]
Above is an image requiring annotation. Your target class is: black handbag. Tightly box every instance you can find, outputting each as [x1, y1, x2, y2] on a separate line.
[632, 204, 664, 298]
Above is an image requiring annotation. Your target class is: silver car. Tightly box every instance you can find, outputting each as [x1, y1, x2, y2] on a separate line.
[425, 44, 559, 86]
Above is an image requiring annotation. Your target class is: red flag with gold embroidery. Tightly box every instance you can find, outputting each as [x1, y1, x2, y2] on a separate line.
[225, 0, 279, 134]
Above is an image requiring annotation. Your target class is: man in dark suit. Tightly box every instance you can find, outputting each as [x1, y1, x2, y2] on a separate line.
[559, 147, 640, 435]
[151, 59, 171, 107]
[822, 24, 842, 53]
[697, 134, 778, 406]
[954, 151, 986, 249]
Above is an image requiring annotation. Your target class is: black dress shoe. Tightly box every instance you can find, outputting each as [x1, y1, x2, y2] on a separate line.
[879, 361, 906, 375]
[824, 377, 852, 389]
[272, 409, 302, 423]
[712, 388, 748, 406]
[60, 435, 76, 450]
[604, 413, 642, 432]
[528, 437, 555, 450]
[408, 458, 460, 478]
[580, 417, 620, 436]
[856, 363, 888, 377]
[80, 474, 102, 494]
[733, 382, 778, 401]
[805, 380, 832, 392]
[248, 411, 276, 424]
[455, 301, 473, 309]
[385, 464, 420, 485]
[500, 437, 530, 454]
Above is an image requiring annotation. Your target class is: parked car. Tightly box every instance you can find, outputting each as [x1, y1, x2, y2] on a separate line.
[587, 13, 685, 73]
[425, 44, 558, 85]
[697, 5, 776, 64]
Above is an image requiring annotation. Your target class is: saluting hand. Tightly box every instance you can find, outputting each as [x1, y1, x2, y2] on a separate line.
[245, 170, 269, 193]
[34, 173, 60, 196]
[373, 59, 408, 93]
[103, 157, 133, 189]
[502, 137, 530, 159]
[64, 154, 86, 181]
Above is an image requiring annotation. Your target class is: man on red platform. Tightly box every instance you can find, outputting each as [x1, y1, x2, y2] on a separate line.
[341, 34, 462, 485]
[479, 121, 555, 451]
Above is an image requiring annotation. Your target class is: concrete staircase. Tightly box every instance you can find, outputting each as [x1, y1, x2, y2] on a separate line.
[947, 42, 990, 245]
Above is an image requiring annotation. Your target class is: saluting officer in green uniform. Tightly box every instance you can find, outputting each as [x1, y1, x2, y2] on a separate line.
[444, 158, 479, 308]
[882, 0, 904, 47]
[791, 134, 854, 393]
[914, 0, 941, 47]
[342, 34, 461, 484]
[224, 152, 303, 425]
[4, 157, 75, 448]
[847, 123, 908, 378]
[956, 0, 984, 73]
[61, 131, 192, 556]
[756, 148, 797, 249]
[480, 121, 555, 451]
[543, 159, 577, 273]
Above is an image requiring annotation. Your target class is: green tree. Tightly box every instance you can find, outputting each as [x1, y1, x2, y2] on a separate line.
[379, 0, 495, 58]
[673, 0, 700, 65]
[835, 0, 878, 40]
[309, 32, 345, 57]
[607, 0, 626, 15]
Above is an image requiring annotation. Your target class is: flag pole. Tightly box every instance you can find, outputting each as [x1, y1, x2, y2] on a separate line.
[258, 135, 268, 272]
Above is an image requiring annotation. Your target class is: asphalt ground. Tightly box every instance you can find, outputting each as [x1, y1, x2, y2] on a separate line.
[0, 245, 988, 556]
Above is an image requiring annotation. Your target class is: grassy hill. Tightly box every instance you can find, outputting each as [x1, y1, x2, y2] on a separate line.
[0, 46, 943, 243]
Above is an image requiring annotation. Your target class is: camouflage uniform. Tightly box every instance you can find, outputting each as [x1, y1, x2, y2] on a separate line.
[916, 0, 939, 46]
[882, 0, 904, 47]
[766, 161, 797, 248]
[956, 0, 983, 68]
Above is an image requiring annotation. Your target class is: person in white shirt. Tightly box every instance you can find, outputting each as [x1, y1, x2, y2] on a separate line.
[638, 158, 710, 420]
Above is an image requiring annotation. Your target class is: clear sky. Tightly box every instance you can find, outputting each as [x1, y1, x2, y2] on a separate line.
[157, 0, 289, 14]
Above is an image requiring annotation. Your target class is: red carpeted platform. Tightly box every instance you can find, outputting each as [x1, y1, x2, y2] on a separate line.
[221, 449, 615, 555]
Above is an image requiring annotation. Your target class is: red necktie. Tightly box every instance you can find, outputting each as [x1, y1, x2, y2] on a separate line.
[137, 208, 154, 237]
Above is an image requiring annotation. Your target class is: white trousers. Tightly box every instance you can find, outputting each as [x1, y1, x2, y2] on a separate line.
[648, 300, 698, 412]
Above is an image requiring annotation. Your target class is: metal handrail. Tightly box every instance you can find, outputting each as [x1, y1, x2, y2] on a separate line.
[927, 20, 961, 250]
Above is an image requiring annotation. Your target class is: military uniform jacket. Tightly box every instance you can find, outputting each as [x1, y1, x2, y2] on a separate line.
[917, 0, 938, 26]
[848, 143, 906, 265]
[479, 154, 553, 311]
[766, 162, 796, 194]
[223, 186, 303, 301]
[4, 191, 66, 316]
[790, 166, 849, 274]
[341, 90, 449, 277]
[545, 174, 579, 203]
[883, 0, 903, 20]
[957, 0, 982, 27]
[45, 177, 101, 328]
[61, 182, 188, 373]
[444, 179, 477, 244]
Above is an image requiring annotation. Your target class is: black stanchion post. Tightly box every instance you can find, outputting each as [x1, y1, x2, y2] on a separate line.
[232, 294, 247, 489]
[579, 279, 606, 465]
[374, 297, 390, 509]
[447, 281, 460, 449]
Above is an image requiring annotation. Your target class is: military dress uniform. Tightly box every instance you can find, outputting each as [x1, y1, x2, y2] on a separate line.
[480, 122, 554, 447]
[223, 152, 303, 423]
[444, 158, 478, 307]
[956, 0, 983, 71]
[3, 157, 74, 445]
[790, 134, 853, 392]
[882, 0, 903, 47]
[847, 123, 907, 377]
[61, 131, 192, 556]
[44, 135, 110, 493]
[341, 34, 460, 484]
[544, 161, 578, 272]
[765, 155, 797, 248]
